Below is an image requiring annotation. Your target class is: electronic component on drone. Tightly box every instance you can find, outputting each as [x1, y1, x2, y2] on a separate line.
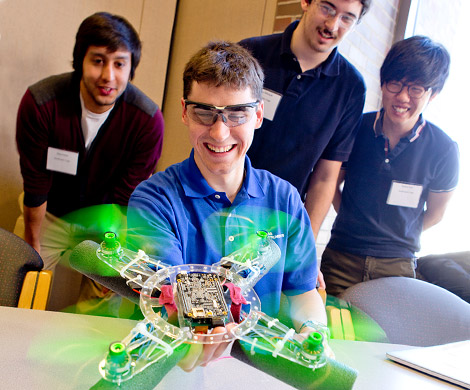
[176, 272, 228, 329]
[103, 341, 133, 382]
[100, 231, 123, 256]
[301, 331, 324, 360]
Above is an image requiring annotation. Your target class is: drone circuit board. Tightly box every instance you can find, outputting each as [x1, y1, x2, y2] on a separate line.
[176, 272, 228, 330]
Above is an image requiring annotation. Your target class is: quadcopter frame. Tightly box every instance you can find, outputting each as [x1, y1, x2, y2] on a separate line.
[92, 231, 329, 386]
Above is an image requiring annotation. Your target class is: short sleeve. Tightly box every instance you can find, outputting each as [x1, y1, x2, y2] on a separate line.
[429, 141, 459, 193]
[281, 190, 318, 295]
[127, 188, 184, 266]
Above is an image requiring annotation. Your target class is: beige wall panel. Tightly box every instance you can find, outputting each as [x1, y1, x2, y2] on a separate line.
[158, 0, 276, 171]
[261, 0, 278, 35]
[0, 0, 175, 231]
[133, 0, 177, 107]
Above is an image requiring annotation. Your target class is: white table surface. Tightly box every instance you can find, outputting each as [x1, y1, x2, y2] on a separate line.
[0, 306, 462, 390]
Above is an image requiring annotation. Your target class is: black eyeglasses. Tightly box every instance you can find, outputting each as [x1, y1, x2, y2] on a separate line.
[184, 100, 259, 127]
[385, 81, 430, 99]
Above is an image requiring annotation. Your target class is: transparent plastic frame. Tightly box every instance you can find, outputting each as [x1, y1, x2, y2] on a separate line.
[95, 232, 328, 385]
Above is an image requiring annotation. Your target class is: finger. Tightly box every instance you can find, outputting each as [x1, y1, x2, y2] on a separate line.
[317, 270, 326, 290]
[199, 323, 236, 367]
[177, 342, 203, 372]
[196, 326, 228, 367]
[208, 323, 237, 362]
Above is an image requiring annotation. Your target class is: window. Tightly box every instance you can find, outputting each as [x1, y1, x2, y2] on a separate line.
[404, 0, 469, 255]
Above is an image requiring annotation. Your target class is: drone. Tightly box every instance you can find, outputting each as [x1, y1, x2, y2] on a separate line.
[71, 230, 357, 390]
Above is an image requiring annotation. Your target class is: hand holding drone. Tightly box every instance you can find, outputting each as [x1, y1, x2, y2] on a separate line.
[70, 231, 357, 390]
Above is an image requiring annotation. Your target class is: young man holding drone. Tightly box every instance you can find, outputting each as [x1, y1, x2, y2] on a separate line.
[128, 40, 328, 370]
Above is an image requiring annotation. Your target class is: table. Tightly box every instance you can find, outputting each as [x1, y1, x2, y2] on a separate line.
[0, 306, 462, 389]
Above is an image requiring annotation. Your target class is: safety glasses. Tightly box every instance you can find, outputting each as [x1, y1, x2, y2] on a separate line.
[184, 100, 259, 127]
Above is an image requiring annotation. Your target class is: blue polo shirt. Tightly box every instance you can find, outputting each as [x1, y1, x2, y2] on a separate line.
[127, 151, 317, 317]
[240, 21, 365, 198]
[328, 111, 459, 258]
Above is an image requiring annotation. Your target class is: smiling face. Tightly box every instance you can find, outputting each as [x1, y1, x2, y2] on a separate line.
[80, 45, 131, 113]
[182, 82, 263, 188]
[298, 0, 362, 58]
[381, 81, 436, 132]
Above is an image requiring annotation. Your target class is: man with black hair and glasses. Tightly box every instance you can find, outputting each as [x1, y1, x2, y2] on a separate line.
[321, 36, 459, 296]
[128, 41, 327, 371]
[239, 1, 372, 282]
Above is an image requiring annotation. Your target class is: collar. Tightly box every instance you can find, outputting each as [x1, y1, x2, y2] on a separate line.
[281, 21, 340, 77]
[373, 109, 426, 143]
[180, 150, 265, 200]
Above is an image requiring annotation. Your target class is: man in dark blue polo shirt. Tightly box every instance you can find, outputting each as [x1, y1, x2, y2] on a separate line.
[240, 0, 371, 248]
[321, 36, 459, 296]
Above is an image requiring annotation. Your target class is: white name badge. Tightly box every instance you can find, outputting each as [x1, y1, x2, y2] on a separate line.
[386, 181, 423, 208]
[46, 147, 79, 176]
[262, 88, 282, 121]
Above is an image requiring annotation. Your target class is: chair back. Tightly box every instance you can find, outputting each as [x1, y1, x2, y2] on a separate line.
[417, 252, 470, 303]
[0, 227, 43, 307]
[339, 277, 470, 347]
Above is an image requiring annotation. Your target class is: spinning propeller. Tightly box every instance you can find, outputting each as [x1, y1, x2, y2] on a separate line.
[45, 204, 359, 389]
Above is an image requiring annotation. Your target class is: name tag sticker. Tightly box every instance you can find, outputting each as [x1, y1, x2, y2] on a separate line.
[386, 181, 423, 208]
[46, 147, 79, 176]
[262, 88, 282, 121]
